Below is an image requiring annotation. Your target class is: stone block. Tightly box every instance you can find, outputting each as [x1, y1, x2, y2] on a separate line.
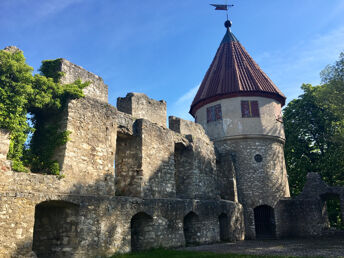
[117, 93, 167, 127]
[59, 59, 108, 103]
[169, 116, 209, 140]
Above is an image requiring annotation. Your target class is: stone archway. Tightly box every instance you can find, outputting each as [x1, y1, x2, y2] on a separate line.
[130, 212, 154, 251]
[254, 205, 275, 239]
[183, 211, 200, 245]
[32, 200, 79, 257]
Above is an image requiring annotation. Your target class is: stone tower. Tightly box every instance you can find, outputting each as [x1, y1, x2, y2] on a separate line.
[190, 20, 290, 239]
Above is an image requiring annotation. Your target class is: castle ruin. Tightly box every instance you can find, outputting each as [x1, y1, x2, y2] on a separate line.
[1, 20, 344, 258]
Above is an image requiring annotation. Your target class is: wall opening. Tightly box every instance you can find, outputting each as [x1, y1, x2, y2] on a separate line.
[254, 205, 276, 239]
[174, 143, 193, 198]
[183, 211, 200, 246]
[219, 213, 230, 241]
[321, 193, 343, 229]
[115, 132, 142, 196]
[131, 212, 154, 252]
[32, 201, 79, 257]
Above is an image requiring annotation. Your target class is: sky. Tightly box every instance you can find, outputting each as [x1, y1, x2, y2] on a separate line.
[1, 0, 344, 121]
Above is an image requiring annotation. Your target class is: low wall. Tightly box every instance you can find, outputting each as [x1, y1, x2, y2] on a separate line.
[0, 170, 244, 258]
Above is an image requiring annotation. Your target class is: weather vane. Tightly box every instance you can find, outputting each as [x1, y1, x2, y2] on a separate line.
[210, 0, 234, 21]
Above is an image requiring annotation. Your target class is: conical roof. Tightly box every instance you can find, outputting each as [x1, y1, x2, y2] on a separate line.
[190, 24, 286, 117]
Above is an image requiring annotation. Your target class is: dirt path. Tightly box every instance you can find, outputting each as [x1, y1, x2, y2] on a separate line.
[181, 237, 344, 257]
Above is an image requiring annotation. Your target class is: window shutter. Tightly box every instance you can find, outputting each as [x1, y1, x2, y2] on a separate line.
[207, 107, 212, 123]
[215, 104, 222, 121]
[241, 101, 250, 117]
[251, 101, 260, 117]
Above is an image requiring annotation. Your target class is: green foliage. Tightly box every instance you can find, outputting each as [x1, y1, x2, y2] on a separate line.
[39, 58, 64, 83]
[326, 197, 344, 229]
[0, 48, 88, 174]
[284, 52, 344, 227]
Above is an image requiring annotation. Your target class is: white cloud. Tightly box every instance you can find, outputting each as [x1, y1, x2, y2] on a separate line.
[256, 26, 344, 102]
[168, 84, 199, 121]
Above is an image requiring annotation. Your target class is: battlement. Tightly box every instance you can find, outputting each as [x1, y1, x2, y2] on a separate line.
[117, 92, 167, 127]
[59, 58, 108, 103]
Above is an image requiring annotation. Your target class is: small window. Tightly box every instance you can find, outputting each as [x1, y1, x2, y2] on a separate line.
[254, 154, 263, 163]
[241, 100, 260, 118]
[207, 104, 222, 123]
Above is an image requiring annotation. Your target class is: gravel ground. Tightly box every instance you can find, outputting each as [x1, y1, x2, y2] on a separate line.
[181, 237, 344, 257]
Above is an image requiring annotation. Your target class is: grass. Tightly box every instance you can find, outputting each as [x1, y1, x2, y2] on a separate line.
[109, 248, 299, 258]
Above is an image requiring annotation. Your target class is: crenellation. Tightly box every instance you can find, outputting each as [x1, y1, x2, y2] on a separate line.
[117, 93, 167, 127]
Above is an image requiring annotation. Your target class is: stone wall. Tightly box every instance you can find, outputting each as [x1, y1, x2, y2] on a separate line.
[54, 97, 117, 196]
[169, 117, 218, 200]
[117, 93, 167, 127]
[60, 59, 108, 103]
[0, 58, 246, 257]
[0, 169, 244, 257]
[215, 137, 290, 239]
[275, 198, 326, 238]
[275, 173, 344, 238]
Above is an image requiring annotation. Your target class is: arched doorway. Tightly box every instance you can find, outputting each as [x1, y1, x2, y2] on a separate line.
[32, 200, 79, 257]
[321, 193, 343, 229]
[219, 213, 230, 241]
[130, 212, 154, 251]
[183, 212, 200, 245]
[254, 205, 275, 238]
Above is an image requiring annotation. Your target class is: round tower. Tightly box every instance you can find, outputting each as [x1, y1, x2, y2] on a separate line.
[190, 20, 290, 239]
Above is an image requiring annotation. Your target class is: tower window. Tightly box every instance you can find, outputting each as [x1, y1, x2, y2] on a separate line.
[241, 100, 260, 118]
[207, 104, 222, 123]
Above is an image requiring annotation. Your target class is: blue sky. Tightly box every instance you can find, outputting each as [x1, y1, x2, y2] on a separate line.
[1, 0, 344, 121]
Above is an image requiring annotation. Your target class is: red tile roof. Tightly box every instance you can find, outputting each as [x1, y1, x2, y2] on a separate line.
[190, 28, 286, 117]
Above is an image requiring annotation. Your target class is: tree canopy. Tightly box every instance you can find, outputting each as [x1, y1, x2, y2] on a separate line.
[284, 52, 344, 228]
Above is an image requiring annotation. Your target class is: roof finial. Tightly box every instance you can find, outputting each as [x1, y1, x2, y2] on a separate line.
[224, 20, 232, 30]
[210, 1, 234, 30]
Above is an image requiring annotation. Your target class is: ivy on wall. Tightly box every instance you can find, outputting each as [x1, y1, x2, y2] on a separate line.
[0, 47, 89, 174]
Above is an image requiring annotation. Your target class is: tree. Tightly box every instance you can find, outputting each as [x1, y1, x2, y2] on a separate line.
[0, 47, 88, 174]
[284, 52, 344, 228]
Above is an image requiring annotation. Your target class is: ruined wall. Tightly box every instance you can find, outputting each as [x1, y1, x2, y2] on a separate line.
[215, 149, 238, 202]
[117, 93, 167, 127]
[54, 97, 117, 196]
[139, 119, 176, 198]
[0, 169, 244, 257]
[60, 59, 108, 103]
[0, 58, 246, 257]
[275, 198, 327, 238]
[169, 116, 218, 199]
[275, 173, 344, 238]
[115, 133, 142, 197]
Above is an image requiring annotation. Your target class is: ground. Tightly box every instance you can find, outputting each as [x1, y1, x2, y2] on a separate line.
[181, 237, 344, 257]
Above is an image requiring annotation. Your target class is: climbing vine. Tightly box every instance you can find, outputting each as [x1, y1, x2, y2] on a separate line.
[0, 48, 89, 174]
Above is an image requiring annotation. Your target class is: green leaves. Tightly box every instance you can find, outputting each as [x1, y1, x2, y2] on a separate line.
[284, 52, 344, 227]
[0, 49, 88, 174]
